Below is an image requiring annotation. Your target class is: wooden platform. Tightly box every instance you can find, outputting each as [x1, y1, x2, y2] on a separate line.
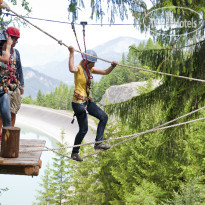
[0, 139, 46, 176]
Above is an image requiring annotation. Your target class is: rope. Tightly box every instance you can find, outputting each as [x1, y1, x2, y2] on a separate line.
[45, 146, 72, 160]
[1, 3, 205, 83]
[2, 12, 205, 27]
[71, 22, 92, 90]
[19, 116, 205, 157]
[82, 116, 205, 159]
[19, 105, 205, 154]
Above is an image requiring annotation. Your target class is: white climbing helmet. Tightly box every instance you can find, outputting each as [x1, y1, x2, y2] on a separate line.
[83, 50, 97, 62]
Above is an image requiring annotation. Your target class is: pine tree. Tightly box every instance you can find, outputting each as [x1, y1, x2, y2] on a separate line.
[49, 131, 73, 204]
[34, 131, 73, 204]
[34, 163, 55, 204]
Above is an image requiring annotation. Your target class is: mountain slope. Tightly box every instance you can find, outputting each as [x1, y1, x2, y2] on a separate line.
[23, 67, 61, 98]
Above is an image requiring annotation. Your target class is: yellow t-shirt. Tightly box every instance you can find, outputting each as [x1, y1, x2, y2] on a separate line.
[72, 65, 94, 103]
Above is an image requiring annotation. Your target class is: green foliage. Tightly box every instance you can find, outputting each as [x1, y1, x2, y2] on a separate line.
[124, 179, 165, 205]
[7, 0, 31, 11]
[35, 163, 54, 204]
[0, 187, 8, 196]
[67, 0, 147, 23]
[34, 131, 73, 204]
[36, 106, 205, 204]
[21, 96, 34, 104]
[165, 177, 205, 205]
[0, 0, 31, 29]
[26, 82, 75, 111]
[67, 145, 103, 204]
[67, 1, 205, 46]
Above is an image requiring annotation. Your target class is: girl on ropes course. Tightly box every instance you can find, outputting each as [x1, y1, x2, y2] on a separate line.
[0, 30, 13, 141]
[68, 46, 118, 162]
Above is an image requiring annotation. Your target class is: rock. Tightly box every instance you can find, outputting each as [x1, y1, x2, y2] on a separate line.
[99, 80, 161, 105]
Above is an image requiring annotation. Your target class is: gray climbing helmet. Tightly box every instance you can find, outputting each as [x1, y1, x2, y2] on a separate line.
[83, 50, 97, 62]
[0, 30, 7, 41]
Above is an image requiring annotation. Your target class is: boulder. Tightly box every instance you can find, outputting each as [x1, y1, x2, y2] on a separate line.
[100, 80, 161, 105]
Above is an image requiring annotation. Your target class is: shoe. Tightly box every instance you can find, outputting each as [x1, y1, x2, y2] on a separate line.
[94, 143, 110, 150]
[71, 153, 83, 162]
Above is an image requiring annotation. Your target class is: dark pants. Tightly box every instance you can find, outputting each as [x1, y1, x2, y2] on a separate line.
[72, 101, 108, 154]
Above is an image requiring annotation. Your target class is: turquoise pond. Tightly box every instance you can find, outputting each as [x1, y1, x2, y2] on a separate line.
[0, 124, 59, 205]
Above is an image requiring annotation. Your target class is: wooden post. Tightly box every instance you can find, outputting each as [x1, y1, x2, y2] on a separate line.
[1, 126, 20, 158]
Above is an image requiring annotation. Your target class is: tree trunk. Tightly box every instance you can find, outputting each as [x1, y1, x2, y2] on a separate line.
[1, 126, 20, 158]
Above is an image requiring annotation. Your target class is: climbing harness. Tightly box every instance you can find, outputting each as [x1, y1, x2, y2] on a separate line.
[71, 91, 92, 124]
[73, 91, 92, 101]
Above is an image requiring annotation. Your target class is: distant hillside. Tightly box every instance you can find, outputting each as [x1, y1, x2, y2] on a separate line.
[23, 67, 61, 98]
[33, 36, 142, 85]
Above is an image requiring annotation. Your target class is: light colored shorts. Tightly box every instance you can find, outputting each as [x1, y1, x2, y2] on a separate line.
[8, 84, 21, 114]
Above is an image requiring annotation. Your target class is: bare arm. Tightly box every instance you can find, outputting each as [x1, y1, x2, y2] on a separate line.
[92, 61, 118, 75]
[0, 37, 13, 63]
[68, 46, 79, 73]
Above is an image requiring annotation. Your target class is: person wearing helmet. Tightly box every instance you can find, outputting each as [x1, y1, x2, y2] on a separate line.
[68, 46, 118, 161]
[5, 26, 24, 126]
[0, 30, 14, 140]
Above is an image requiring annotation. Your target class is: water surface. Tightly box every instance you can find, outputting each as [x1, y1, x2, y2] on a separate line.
[0, 125, 58, 205]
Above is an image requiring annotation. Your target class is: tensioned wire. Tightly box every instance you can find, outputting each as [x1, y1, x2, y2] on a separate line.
[19, 105, 205, 157]
[1, 2, 205, 83]
[2, 12, 205, 27]
[21, 116, 205, 159]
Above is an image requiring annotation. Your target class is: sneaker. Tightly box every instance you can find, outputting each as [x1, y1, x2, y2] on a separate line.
[94, 143, 110, 150]
[71, 153, 83, 162]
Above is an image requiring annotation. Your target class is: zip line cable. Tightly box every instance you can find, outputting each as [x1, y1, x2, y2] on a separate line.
[2, 12, 205, 27]
[1, 2, 205, 83]
[2, 12, 138, 26]
[3, 12, 204, 51]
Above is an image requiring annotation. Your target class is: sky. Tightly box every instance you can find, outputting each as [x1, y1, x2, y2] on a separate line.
[3, 0, 151, 66]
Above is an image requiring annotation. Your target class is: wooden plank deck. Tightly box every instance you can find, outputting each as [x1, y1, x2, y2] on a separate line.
[0, 139, 46, 176]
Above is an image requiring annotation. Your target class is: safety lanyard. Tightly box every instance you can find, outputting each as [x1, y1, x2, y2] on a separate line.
[71, 22, 93, 91]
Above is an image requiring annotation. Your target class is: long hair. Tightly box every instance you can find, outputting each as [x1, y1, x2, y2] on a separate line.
[80, 59, 93, 69]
